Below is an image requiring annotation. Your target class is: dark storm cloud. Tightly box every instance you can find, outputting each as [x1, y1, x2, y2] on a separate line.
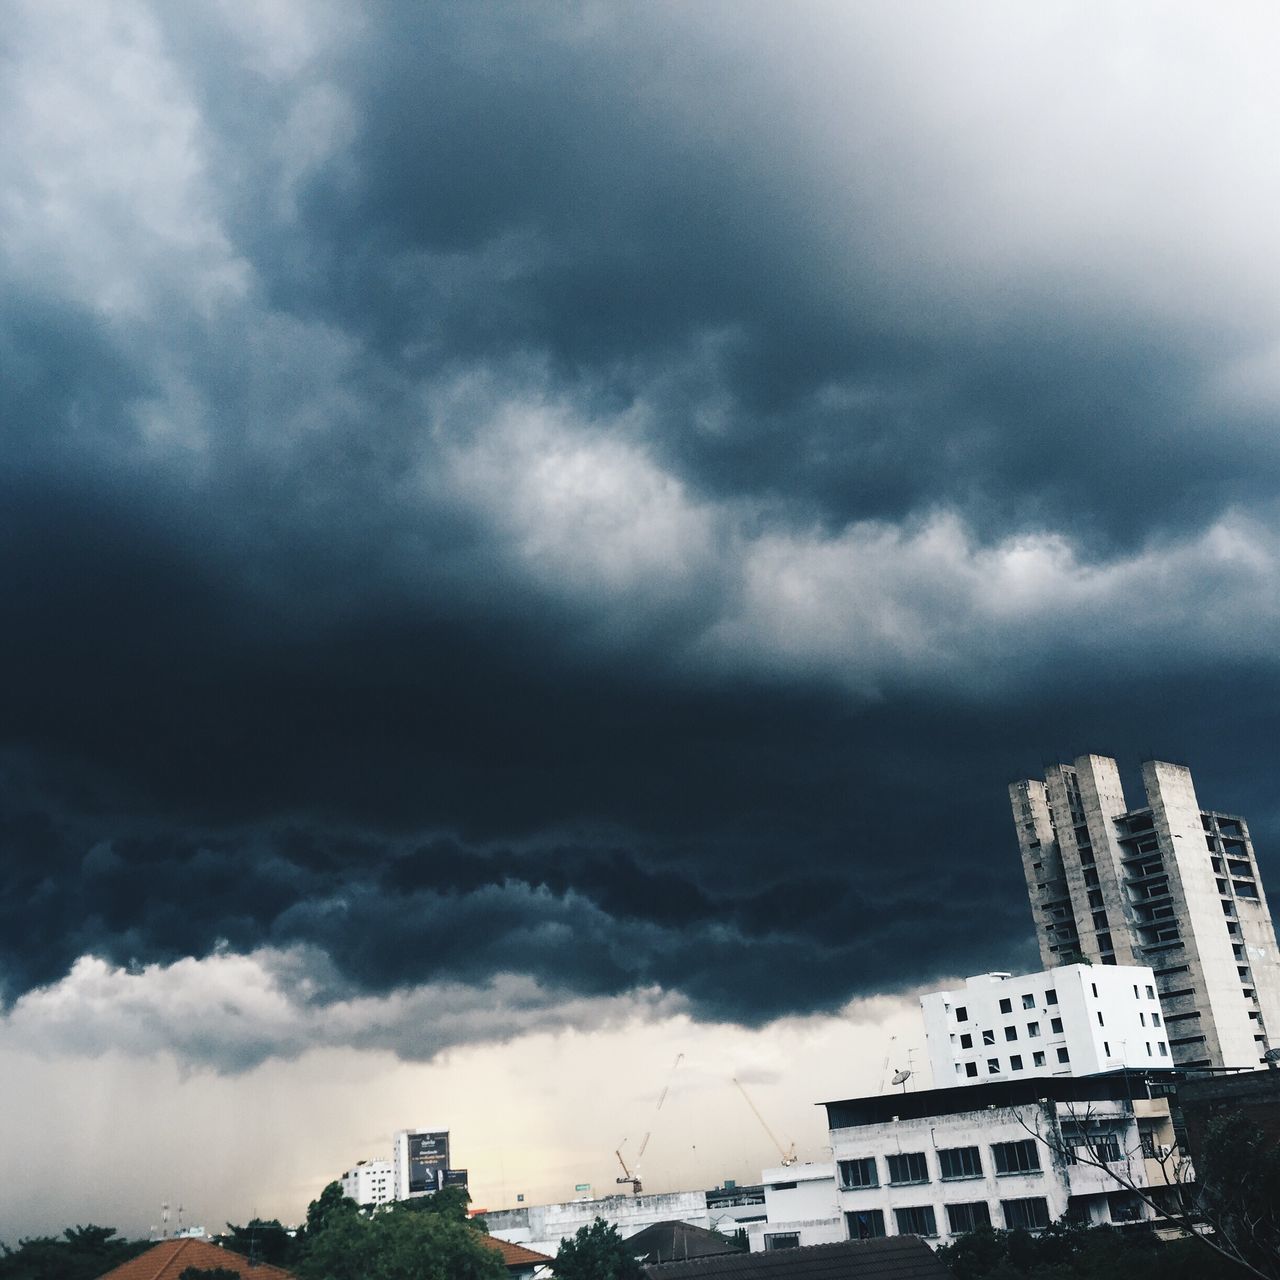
[4, 0, 1280, 1062]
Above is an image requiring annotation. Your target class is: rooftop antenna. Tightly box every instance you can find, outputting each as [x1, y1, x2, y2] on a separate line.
[878, 1035, 898, 1094]
[160, 1202, 170, 1240]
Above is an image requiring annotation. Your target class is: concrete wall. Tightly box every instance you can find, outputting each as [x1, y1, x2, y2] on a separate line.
[485, 1191, 710, 1257]
[829, 1096, 1168, 1247]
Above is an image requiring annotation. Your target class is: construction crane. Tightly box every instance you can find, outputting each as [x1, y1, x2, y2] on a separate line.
[732, 1077, 797, 1166]
[615, 1053, 684, 1195]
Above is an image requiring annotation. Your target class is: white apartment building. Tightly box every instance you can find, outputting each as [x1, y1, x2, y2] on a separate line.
[1011, 755, 1280, 1068]
[921, 965, 1171, 1086]
[743, 1163, 844, 1253]
[340, 1158, 395, 1208]
[824, 1072, 1183, 1248]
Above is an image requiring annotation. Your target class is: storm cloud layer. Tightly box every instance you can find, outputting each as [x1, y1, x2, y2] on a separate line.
[5, 0, 1280, 1071]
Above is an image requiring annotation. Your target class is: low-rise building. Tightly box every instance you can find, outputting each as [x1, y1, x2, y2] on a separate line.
[485, 1191, 712, 1258]
[921, 964, 1172, 1086]
[824, 1070, 1184, 1247]
[744, 1164, 843, 1253]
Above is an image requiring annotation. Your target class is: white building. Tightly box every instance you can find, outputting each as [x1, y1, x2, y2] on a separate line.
[744, 1163, 844, 1253]
[393, 1128, 451, 1200]
[824, 1071, 1183, 1248]
[485, 1191, 712, 1258]
[922, 965, 1171, 1086]
[1011, 755, 1280, 1068]
[340, 1158, 395, 1208]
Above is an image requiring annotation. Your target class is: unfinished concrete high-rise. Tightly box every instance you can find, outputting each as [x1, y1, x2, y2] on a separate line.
[1010, 755, 1280, 1069]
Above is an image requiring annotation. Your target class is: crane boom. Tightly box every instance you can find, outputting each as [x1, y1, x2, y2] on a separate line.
[732, 1077, 797, 1166]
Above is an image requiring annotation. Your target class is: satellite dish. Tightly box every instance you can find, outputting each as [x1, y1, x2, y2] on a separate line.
[891, 1069, 912, 1086]
[1263, 1047, 1280, 1063]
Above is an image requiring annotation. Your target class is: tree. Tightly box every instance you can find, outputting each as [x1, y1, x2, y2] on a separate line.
[0, 1225, 147, 1280]
[390, 1185, 474, 1225]
[1016, 1101, 1278, 1280]
[298, 1209, 504, 1280]
[305, 1182, 359, 1238]
[552, 1218, 643, 1280]
[178, 1269, 242, 1280]
[221, 1219, 296, 1268]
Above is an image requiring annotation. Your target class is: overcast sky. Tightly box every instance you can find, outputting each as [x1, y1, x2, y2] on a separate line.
[5, 0, 1280, 1242]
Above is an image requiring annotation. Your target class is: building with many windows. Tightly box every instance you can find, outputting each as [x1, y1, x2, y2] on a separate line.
[1010, 755, 1280, 1068]
[823, 1071, 1183, 1248]
[339, 1158, 395, 1208]
[921, 964, 1171, 1085]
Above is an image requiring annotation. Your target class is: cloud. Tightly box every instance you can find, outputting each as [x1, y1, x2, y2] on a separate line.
[3, 0, 1280, 1080]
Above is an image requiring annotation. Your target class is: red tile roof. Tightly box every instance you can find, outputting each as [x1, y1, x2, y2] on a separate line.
[484, 1236, 555, 1269]
[96, 1238, 297, 1280]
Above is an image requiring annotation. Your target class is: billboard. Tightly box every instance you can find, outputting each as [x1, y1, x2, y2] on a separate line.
[443, 1168, 469, 1189]
[407, 1130, 450, 1194]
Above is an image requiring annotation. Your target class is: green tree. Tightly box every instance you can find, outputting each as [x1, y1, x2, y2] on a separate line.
[305, 1182, 359, 1238]
[552, 1218, 643, 1280]
[391, 1185, 477, 1226]
[222, 1219, 296, 1267]
[177, 1268, 242, 1280]
[298, 1210, 504, 1280]
[0, 1225, 147, 1280]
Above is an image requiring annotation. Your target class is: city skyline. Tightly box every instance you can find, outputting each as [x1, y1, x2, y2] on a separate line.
[5, 0, 1280, 1240]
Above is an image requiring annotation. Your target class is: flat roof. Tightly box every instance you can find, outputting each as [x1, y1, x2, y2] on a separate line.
[821, 1069, 1186, 1130]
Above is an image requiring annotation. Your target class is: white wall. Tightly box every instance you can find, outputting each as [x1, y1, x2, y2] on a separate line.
[922, 965, 1170, 1086]
[485, 1191, 711, 1257]
[340, 1158, 395, 1207]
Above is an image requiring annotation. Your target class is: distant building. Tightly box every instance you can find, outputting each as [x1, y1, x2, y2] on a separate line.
[824, 1070, 1184, 1247]
[704, 1180, 767, 1235]
[340, 1158, 395, 1208]
[921, 964, 1172, 1085]
[1011, 755, 1280, 1068]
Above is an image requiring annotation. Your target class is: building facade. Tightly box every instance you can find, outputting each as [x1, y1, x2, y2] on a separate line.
[743, 1164, 843, 1253]
[1010, 755, 1280, 1068]
[824, 1072, 1183, 1248]
[921, 965, 1172, 1086]
[340, 1158, 395, 1208]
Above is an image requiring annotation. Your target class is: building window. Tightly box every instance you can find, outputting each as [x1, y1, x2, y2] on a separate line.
[1097, 1012, 1105, 1026]
[1010, 1055, 1024, 1071]
[960, 1033, 973, 1049]
[764, 1233, 800, 1250]
[955, 1006, 968, 1022]
[992, 1140, 1041, 1175]
[1058, 1048, 1071, 1064]
[1001, 1198, 1050, 1230]
[1027, 1022, 1040, 1038]
[1103, 1041, 1110, 1057]
[1152, 1013, 1162, 1027]
[846, 1209, 885, 1240]
[886, 1152, 929, 1185]
[1000, 997, 1013, 1014]
[1005, 1026, 1018, 1042]
[1050, 1018, 1063, 1034]
[1045, 988, 1058, 1005]
[1033, 1051, 1046, 1068]
[1022, 993, 1035, 1009]
[938, 1146, 982, 1180]
[838, 1157, 878, 1189]
[965, 1062, 979, 1077]
[1158, 1043, 1168, 1057]
[893, 1205, 938, 1238]
[987, 1058, 1001, 1075]
[946, 1201, 992, 1235]
[983, 1029, 996, 1046]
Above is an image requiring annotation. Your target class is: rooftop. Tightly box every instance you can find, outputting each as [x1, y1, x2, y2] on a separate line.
[95, 1239, 295, 1280]
[643, 1235, 953, 1279]
[822, 1068, 1185, 1130]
